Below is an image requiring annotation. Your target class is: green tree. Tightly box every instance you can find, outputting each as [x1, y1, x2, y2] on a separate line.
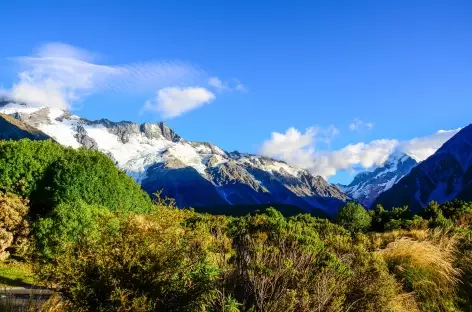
[32, 148, 152, 216]
[337, 202, 372, 233]
[0, 139, 65, 197]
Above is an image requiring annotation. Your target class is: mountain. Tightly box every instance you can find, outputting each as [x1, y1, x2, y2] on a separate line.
[0, 101, 349, 215]
[374, 125, 472, 211]
[340, 152, 418, 207]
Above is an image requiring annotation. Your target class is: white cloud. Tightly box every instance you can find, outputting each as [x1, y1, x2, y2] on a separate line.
[208, 76, 246, 92]
[260, 126, 461, 179]
[260, 126, 341, 174]
[10, 82, 70, 109]
[3, 42, 228, 114]
[349, 118, 374, 131]
[310, 140, 399, 178]
[399, 129, 460, 161]
[144, 87, 215, 118]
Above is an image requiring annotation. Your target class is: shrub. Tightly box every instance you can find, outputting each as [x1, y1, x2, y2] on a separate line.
[36, 206, 221, 312]
[337, 202, 372, 233]
[0, 192, 30, 260]
[34, 201, 117, 259]
[0, 139, 152, 217]
[224, 208, 399, 312]
[32, 148, 152, 216]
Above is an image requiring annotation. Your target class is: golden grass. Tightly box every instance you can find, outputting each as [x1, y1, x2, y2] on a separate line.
[388, 292, 420, 312]
[379, 229, 462, 310]
[381, 235, 460, 286]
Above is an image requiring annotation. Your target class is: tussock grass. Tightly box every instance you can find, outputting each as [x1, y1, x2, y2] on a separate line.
[380, 230, 461, 311]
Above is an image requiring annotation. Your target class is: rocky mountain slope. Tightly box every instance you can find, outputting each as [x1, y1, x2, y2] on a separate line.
[374, 124, 472, 211]
[340, 152, 418, 207]
[0, 101, 349, 214]
[0, 113, 51, 141]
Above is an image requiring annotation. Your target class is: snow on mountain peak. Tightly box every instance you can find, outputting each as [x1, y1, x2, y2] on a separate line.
[343, 151, 418, 207]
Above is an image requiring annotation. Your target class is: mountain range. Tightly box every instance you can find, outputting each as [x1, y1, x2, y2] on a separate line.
[0, 100, 348, 215]
[0, 99, 470, 215]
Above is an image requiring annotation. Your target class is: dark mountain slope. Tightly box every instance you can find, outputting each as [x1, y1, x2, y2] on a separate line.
[374, 125, 472, 211]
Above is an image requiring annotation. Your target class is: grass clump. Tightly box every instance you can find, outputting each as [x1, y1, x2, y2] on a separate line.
[380, 230, 461, 311]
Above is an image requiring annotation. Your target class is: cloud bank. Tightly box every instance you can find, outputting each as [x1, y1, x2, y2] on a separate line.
[260, 127, 460, 179]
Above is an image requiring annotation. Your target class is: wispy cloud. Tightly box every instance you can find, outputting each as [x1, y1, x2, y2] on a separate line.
[3, 42, 243, 117]
[349, 118, 374, 131]
[260, 126, 460, 179]
[208, 76, 246, 93]
[144, 87, 215, 118]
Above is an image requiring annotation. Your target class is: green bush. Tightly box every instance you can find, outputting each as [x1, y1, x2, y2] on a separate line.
[0, 140, 64, 198]
[336, 202, 372, 233]
[32, 148, 152, 216]
[0, 139, 152, 217]
[34, 201, 118, 259]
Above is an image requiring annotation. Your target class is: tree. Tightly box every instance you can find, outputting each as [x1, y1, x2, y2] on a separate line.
[32, 148, 152, 216]
[0, 139, 65, 197]
[336, 202, 372, 233]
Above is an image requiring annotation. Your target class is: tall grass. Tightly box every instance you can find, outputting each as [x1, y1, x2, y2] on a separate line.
[380, 230, 461, 311]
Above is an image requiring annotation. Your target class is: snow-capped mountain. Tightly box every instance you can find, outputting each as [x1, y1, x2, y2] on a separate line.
[0, 101, 349, 214]
[374, 124, 472, 211]
[340, 152, 418, 207]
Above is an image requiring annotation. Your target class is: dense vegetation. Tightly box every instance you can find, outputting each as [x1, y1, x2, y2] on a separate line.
[1, 139, 472, 312]
[0, 139, 152, 217]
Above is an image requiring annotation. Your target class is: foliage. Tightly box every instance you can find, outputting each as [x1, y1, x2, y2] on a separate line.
[0, 192, 30, 260]
[336, 202, 372, 233]
[369, 204, 428, 232]
[0, 139, 152, 218]
[36, 205, 222, 312]
[33, 201, 119, 259]
[221, 209, 399, 312]
[31, 147, 152, 216]
[0, 140, 64, 198]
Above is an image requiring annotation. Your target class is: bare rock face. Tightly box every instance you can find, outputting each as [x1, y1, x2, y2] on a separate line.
[74, 125, 99, 149]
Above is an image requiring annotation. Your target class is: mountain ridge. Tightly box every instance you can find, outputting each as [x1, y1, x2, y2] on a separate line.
[0, 101, 349, 214]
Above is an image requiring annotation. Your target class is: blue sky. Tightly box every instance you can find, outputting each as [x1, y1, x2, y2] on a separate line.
[0, 0, 471, 183]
